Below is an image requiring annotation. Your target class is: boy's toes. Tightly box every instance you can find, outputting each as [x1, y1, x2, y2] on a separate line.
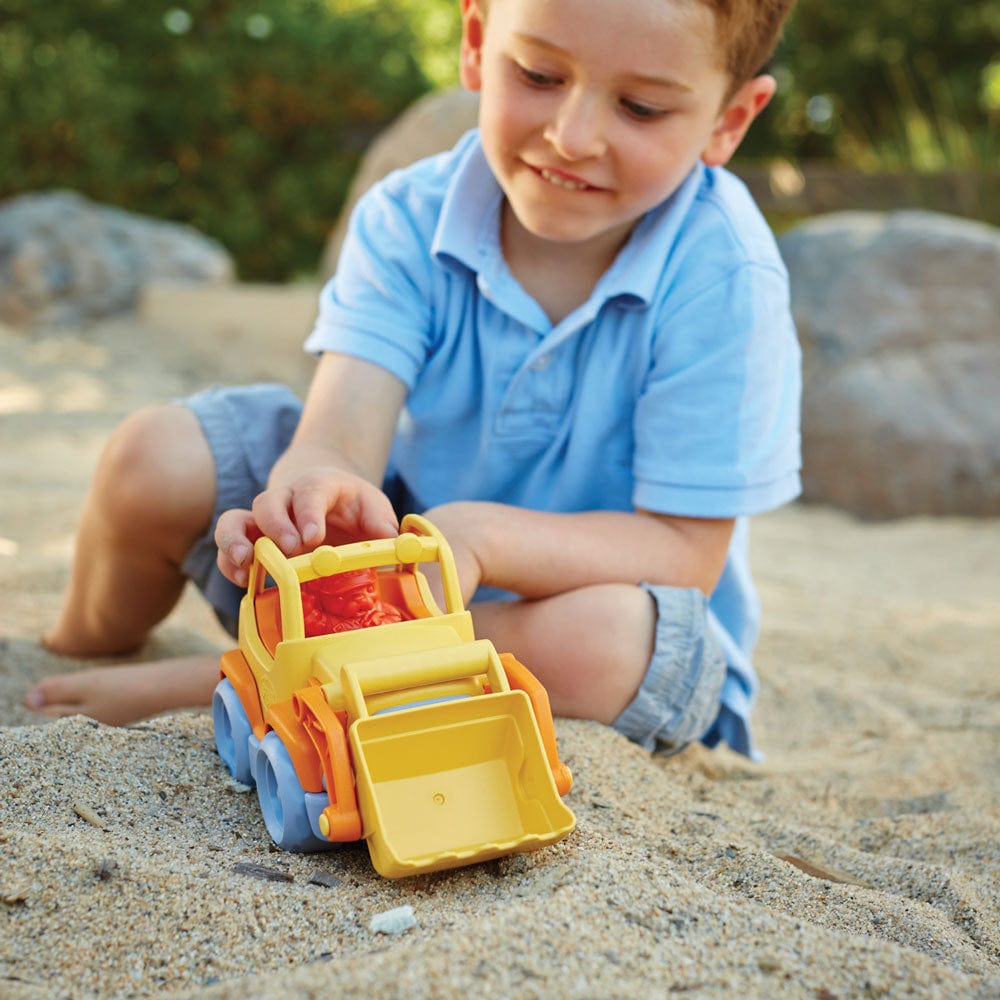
[23, 678, 82, 717]
[22, 684, 45, 710]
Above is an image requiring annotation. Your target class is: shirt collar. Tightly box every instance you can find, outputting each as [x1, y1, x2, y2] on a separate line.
[597, 164, 705, 307]
[431, 131, 501, 275]
[431, 130, 706, 316]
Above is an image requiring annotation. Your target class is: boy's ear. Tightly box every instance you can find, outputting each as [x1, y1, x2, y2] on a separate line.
[459, 0, 487, 92]
[701, 74, 777, 168]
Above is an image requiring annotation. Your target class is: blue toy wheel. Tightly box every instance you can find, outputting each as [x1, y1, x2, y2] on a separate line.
[212, 678, 254, 786]
[254, 731, 331, 852]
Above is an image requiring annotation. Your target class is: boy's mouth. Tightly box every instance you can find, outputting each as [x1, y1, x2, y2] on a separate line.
[534, 165, 598, 192]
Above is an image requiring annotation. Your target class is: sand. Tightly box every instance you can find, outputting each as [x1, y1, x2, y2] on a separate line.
[1, 284, 998, 999]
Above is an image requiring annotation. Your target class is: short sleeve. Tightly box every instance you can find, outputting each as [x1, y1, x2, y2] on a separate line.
[632, 261, 802, 517]
[304, 179, 436, 389]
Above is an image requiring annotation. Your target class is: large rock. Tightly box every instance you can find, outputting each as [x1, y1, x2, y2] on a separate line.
[779, 210, 1000, 518]
[0, 190, 234, 327]
[321, 87, 480, 280]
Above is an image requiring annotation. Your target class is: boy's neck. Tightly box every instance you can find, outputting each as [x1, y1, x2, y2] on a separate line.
[501, 201, 632, 325]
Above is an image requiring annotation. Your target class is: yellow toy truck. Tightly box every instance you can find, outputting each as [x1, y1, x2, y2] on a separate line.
[212, 514, 575, 878]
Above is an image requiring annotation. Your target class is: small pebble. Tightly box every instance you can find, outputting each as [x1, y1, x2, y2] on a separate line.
[3, 884, 30, 905]
[72, 801, 107, 829]
[308, 870, 343, 889]
[369, 904, 417, 935]
[232, 862, 294, 883]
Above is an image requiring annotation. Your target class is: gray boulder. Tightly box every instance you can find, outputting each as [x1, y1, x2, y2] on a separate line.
[0, 190, 234, 327]
[321, 87, 480, 280]
[779, 210, 1000, 518]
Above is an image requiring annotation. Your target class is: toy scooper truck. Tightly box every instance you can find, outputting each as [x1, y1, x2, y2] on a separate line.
[212, 514, 575, 878]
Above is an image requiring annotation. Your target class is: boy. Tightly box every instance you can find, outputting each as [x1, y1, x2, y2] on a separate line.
[27, 0, 801, 757]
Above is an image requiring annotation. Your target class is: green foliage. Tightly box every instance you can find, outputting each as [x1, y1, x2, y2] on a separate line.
[330, 0, 461, 88]
[0, 0, 430, 279]
[2, 0, 996, 278]
[741, 0, 1000, 170]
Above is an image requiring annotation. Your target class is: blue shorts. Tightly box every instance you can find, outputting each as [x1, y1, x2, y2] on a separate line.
[180, 383, 727, 752]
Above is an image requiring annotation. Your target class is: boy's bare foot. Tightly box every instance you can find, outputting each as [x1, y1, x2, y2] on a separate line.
[23, 654, 220, 727]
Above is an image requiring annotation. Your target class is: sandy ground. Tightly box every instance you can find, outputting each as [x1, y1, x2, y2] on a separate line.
[1, 284, 998, 999]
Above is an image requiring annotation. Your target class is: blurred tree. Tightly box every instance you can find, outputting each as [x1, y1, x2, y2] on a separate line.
[0, 0, 431, 279]
[741, 0, 1000, 168]
[330, 0, 461, 87]
[3, 0, 996, 279]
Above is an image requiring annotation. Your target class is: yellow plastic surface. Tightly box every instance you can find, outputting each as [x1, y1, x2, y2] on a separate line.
[227, 513, 576, 877]
[239, 516, 474, 713]
[350, 690, 576, 878]
[339, 639, 506, 720]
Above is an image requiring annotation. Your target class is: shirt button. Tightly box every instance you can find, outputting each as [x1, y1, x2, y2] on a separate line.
[530, 354, 551, 371]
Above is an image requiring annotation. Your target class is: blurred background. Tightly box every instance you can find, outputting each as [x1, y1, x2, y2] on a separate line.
[2, 0, 998, 281]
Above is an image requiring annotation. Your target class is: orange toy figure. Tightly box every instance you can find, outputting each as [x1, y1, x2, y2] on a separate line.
[300, 568, 404, 637]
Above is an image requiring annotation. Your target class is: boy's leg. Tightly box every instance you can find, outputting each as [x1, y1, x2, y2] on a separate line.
[470, 583, 726, 751]
[28, 385, 304, 725]
[27, 403, 220, 723]
[24, 655, 222, 727]
[43, 403, 216, 656]
[471, 584, 655, 723]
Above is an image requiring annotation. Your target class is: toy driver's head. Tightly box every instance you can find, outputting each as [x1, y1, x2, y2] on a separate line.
[308, 568, 380, 619]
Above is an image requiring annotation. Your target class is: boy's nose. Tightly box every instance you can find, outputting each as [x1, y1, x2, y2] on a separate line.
[543, 89, 606, 161]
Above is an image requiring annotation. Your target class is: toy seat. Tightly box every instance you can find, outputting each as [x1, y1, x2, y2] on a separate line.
[253, 569, 429, 656]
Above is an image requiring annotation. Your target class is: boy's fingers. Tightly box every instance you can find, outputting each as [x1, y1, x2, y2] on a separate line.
[354, 479, 400, 539]
[289, 476, 398, 548]
[216, 549, 249, 588]
[288, 478, 338, 548]
[214, 508, 258, 582]
[222, 477, 399, 571]
[322, 489, 398, 544]
[251, 489, 299, 554]
[361, 492, 400, 540]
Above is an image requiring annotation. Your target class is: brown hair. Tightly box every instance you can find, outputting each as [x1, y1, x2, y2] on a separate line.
[472, 0, 796, 93]
[696, 0, 797, 89]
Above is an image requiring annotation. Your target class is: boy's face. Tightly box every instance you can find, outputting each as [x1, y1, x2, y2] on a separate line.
[460, 0, 772, 257]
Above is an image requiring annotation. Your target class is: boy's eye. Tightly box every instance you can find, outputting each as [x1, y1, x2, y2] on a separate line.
[621, 98, 667, 120]
[515, 63, 560, 87]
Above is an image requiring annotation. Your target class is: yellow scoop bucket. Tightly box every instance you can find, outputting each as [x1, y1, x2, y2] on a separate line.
[342, 641, 576, 878]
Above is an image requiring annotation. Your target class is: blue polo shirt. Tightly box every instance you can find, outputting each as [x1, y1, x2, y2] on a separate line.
[305, 130, 801, 756]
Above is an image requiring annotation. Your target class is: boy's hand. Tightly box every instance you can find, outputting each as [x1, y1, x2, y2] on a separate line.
[215, 470, 398, 587]
[421, 501, 486, 604]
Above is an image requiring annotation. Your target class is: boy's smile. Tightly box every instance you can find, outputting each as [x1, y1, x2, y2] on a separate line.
[460, 0, 773, 282]
[533, 165, 601, 193]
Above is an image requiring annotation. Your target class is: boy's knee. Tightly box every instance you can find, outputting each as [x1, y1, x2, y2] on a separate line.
[595, 582, 659, 661]
[95, 404, 214, 531]
[560, 583, 658, 718]
[612, 584, 727, 753]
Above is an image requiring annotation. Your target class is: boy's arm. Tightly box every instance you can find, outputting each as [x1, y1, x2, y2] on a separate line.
[215, 351, 407, 585]
[424, 500, 734, 602]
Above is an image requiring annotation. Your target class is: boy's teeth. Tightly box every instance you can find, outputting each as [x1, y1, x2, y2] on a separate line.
[540, 168, 586, 191]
